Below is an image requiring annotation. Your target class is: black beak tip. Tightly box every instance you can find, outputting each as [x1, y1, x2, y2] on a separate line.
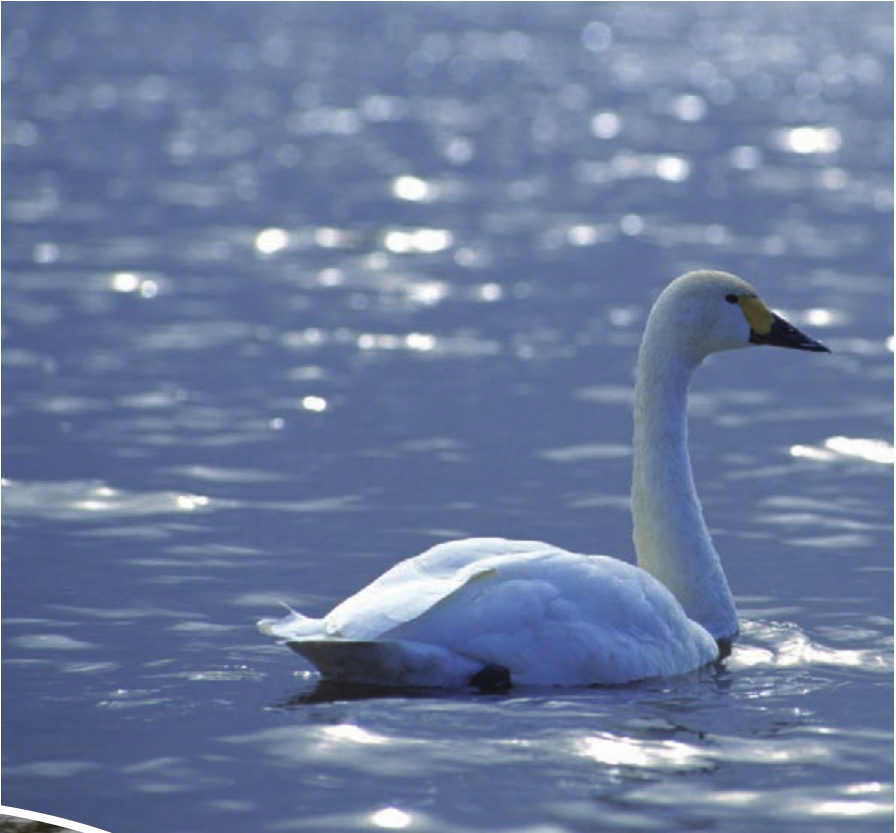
[750, 314, 832, 353]
[800, 330, 832, 353]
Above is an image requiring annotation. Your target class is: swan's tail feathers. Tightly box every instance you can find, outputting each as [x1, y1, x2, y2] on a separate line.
[257, 605, 323, 640]
[285, 638, 481, 689]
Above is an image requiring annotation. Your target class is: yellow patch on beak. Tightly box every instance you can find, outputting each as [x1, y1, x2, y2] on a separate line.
[737, 295, 774, 335]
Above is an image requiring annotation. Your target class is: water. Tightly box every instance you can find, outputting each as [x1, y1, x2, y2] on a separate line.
[2, 4, 892, 832]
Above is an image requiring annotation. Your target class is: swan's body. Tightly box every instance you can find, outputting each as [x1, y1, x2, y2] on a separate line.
[259, 271, 829, 689]
[260, 538, 719, 687]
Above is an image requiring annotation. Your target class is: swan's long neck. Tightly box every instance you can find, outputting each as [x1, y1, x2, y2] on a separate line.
[631, 328, 738, 642]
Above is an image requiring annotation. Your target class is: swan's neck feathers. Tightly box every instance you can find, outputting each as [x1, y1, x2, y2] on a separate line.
[631, 330, 738, 641]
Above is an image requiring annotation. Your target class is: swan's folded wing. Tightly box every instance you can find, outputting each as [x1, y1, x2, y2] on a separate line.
[323, 538, 554, 640]
[323, 561, 498, 639]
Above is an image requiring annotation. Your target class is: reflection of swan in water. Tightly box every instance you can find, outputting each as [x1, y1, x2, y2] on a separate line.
[259, 271, 829, 690]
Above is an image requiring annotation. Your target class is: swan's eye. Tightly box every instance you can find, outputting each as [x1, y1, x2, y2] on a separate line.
[724, 293, 738, 304]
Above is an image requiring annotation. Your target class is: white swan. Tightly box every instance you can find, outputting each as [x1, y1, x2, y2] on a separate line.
[259, 270, 829, 690]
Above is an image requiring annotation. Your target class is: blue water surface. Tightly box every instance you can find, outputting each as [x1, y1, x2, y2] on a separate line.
[2, 4, 893, 833]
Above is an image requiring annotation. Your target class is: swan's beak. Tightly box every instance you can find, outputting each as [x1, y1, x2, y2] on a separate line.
[749, 312, 831, 353]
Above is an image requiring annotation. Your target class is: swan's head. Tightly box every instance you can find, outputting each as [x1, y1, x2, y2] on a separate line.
[648, 270, 830, 364]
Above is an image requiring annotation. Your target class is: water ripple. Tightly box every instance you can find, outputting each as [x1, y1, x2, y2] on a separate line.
[1, 479, 221, 522]
[733, 620, 893, 675]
